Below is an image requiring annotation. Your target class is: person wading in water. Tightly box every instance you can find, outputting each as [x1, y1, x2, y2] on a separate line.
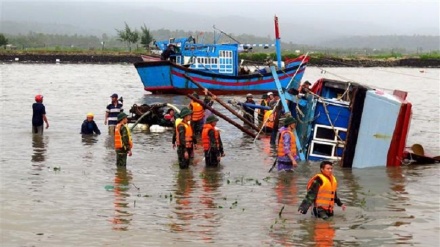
[201, 115, 225, 167]
[32, 94, 49, 134]
[114, 112, 133, 167]
[298, 161, 346, 219]
[174, 107, 196, 169]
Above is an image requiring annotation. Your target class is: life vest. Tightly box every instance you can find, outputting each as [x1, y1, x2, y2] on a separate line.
[175, 122, 194, 148]
[277, 128, 296, 157]
[114, 123, 133, 150]
[263, 110, 275, 129]
[190, 101, 204, 121]
[201, 124, 220, 151]
[307, 174, 338, 212]
[175, 118, 183, 127]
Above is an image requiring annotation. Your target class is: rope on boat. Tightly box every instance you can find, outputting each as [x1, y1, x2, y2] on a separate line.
[309, 92, 345, 144]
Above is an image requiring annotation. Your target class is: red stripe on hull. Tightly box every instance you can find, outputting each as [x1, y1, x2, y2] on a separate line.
[145, 86, 270, 95]
[387, 102, 412, 166]
[171, 69, 302, 86]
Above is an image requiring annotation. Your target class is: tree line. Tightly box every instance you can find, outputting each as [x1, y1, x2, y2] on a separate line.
[1, 23, 439, 58]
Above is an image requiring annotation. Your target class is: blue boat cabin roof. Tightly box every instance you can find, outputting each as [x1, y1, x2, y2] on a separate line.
[154, 37, 241, 76]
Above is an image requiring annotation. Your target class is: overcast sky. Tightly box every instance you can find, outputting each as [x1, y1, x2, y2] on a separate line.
[2, 0, 438, 28]
[1, 0, 439, 37]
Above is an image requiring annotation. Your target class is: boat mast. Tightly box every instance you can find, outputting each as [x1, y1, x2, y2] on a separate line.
[274, 16, 282, 68]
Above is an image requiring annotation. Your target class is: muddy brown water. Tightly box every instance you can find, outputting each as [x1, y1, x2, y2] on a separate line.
[1, 64, 439, 246]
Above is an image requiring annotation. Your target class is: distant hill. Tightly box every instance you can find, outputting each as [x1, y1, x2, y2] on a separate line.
[1, 1, 439, 52]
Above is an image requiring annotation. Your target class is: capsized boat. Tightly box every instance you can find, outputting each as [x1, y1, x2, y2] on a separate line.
[133, 16, 309, 95]
[269, 70, 414, 168]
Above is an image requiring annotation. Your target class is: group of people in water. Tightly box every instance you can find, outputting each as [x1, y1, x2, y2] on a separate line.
[31, 81, 345, 220]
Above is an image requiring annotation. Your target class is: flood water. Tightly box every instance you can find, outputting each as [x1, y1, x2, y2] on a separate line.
[1, 63, 439, 246]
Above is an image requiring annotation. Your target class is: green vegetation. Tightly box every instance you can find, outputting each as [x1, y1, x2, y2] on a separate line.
[1, 23, 439, 61]
[0, 34, 8, 49]
[115, 22, 139, 52]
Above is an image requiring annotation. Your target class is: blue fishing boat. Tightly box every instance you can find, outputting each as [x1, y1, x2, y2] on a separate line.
[269, 68, 414, 168]
[134, 17, 308, 95]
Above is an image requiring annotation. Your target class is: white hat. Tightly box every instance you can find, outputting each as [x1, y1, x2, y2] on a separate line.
[267, 92, 273, 96]
[246, 93, 253, 98]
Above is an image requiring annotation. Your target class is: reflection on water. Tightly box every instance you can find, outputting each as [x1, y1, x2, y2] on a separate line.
[199, 167, 223, 243]
[31, 134, 47, 164]
[111, 167, 133, 231]
[171, 166, 223, 243]
[172, 169, 195, 233]
[81, 134, 99, 146]
[1, 65, 438, 246]
[311, 220, 337, 247]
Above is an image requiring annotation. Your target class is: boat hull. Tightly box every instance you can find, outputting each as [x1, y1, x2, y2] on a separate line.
[134, 58, 308, 95]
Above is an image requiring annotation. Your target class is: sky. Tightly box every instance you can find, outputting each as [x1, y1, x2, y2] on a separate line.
[1, 0, 439, 39]
[18, 0, 438, 34]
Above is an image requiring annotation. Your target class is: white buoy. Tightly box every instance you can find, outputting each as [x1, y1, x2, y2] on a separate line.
[55, 59, 60, 63]
[150, 125, 172, 132]
[15, 58, 19, 61]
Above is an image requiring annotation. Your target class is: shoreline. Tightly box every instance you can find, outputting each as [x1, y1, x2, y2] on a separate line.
[1, 53, 439, 67]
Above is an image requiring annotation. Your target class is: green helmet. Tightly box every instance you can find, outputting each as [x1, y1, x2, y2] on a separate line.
[284, 116, 296, 126]
[117, 112, 128, 122]
[179, 107, 193, 118]
[206, 115, 219, 123]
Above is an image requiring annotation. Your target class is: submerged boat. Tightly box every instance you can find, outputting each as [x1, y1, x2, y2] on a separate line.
[134, 17, 308, 95]
[266, 70, 415, 168]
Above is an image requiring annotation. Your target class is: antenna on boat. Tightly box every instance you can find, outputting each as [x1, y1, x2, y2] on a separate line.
[274, 15, 282, 68]
[213, 25, 241, 43]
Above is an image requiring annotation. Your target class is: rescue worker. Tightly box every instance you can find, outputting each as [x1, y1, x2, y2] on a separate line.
[298, 161, 346, 219]
[277, 116, 298, 171]
[175, 107, 196, 169]
[243, 93, 256, 125]
[257, 94, 269, 126]
[114, 112, 133, 167]
[201, 115, 225, 167]
[105, 93, 123, 134]
[189, 92, 205, 136]
[262, 109, 275, 133]
[80, 112, 101, 135]
[32, 94, 49, 134]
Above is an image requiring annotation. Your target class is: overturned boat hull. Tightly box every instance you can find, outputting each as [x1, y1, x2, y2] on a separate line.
[280, 78, 412, 168]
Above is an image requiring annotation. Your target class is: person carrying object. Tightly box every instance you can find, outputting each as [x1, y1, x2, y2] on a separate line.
[243, 93, 256, 125]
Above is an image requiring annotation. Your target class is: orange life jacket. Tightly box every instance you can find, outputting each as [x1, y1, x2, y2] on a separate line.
[263, 110, 275, 129]
[201, 124, 220, 151]
[114, 123, 133, 150]
[307, 174, 338, 212]
[277, 128, 296, 157]
[190, 101, 204, 121]
[175, 122, 194, 148]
